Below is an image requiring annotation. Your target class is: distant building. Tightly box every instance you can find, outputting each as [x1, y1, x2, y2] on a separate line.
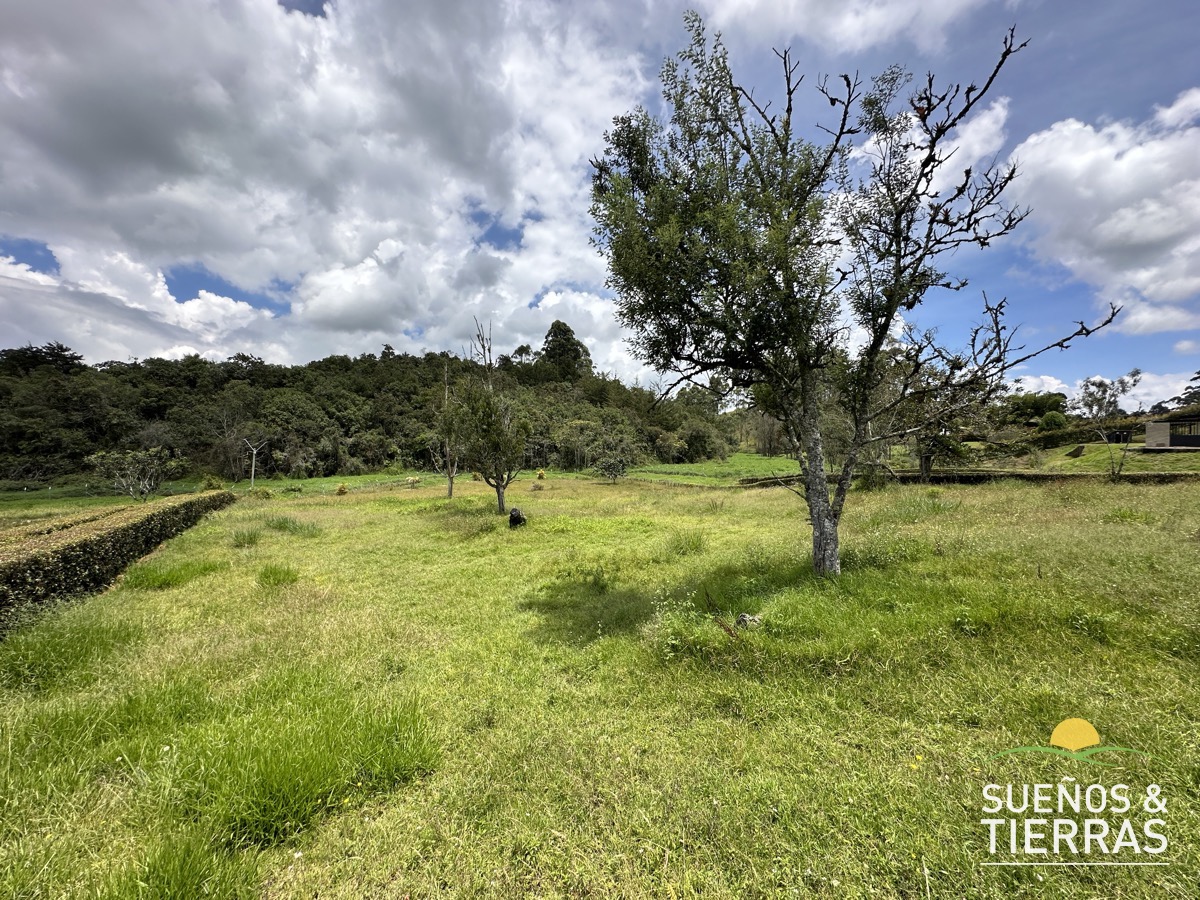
[1145, 420, 1200, 450]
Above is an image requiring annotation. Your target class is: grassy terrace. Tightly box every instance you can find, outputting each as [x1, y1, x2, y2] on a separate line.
[1, 471, 1198, 897]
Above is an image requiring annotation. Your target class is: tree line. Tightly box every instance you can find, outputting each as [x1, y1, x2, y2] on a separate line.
[0, 321, 736, 493]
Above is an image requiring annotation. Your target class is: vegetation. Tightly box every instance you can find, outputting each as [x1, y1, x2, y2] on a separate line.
[1071, 369, 1143, 478]
[590, 15, 1114, 575]
[0, 324, 736, 492]
[0, 491, 235, 610]
[1, 476, 1197, 897]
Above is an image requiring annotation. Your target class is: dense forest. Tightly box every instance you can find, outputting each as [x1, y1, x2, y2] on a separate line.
[0, 321, 738, 486]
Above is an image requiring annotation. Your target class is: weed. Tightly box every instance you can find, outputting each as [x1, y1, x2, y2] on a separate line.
[264, 516, 321, 537]
[123, 558, 224, 590]
[663, 528, 706, 557]
[1101, 506, 1155, 525]
[1066, 610, 1113, 644]
[257, 564, 300, 587]
[231, 528, 261, 548]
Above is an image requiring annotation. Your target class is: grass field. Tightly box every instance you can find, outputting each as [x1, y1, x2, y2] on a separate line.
[2, 473, 1199, 898]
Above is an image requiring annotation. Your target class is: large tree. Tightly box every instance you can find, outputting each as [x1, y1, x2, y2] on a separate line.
[591, 14, 1114, 575]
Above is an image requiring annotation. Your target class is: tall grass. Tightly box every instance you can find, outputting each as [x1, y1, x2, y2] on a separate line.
[2, 476, 1198, 897]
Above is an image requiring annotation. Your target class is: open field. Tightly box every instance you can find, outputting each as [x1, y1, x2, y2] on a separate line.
[2, 474, 1199, 898]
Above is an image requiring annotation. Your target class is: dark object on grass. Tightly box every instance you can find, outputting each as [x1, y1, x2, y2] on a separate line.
[736, 613, 762, 628]
[509, 508, 527, 529]
[1066, 445, 1086, 458]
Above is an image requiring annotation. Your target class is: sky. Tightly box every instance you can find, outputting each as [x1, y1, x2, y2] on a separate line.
[1, 0, 1198, 408]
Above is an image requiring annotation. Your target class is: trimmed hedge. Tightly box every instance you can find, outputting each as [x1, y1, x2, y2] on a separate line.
[0, 491, 235, 609]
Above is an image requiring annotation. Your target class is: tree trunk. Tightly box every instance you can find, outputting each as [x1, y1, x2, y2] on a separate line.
[446, 474, 455, 499]
[810, 501, 841, 576]
[919, 451, 933, 482]
[495, 484, 506, 514]
[798, 373, 842, 576]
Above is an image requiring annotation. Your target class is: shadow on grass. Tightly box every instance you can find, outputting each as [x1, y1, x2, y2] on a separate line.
[518, 583, 655, 645]
[518, 548, 819, 647]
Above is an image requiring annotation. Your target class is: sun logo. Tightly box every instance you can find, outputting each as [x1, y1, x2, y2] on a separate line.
[1049, 718, 1101, 753]
[992, 718, 1145, 766]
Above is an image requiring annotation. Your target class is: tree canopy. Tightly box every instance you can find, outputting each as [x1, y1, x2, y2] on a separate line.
[591, 14, 1113, 574]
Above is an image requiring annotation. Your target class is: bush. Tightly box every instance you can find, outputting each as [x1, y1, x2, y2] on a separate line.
[246, 487, 273, 500]
[198, 473, 226, 490]
[335, 483, 349, 496]
[339, 457, 368, 476]
[1037, 411, 1069, 432]
[593, 456, 628, 483]
[0, 491, 236, 609]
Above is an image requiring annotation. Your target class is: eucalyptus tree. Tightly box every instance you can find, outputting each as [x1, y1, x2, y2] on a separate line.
[591, 13, 1114, 575]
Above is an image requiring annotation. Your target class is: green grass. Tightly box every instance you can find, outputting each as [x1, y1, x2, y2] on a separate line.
[631, 451, 801, 485]
[1011, 442, 1200, 474]
[2, 477, 1198, 897]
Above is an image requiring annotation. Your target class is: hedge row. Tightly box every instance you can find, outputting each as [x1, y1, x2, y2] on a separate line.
[0, 491, 236, 609]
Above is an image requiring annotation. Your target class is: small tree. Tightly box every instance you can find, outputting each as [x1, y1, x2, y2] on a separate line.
[461, 320, 530, 513]
[427, 363, 466, 498]
[591, 14, 1114, 575]
[591, 425, 642, 482]
[1072, 369, 1142, 478]
[86, 447, 186, 501]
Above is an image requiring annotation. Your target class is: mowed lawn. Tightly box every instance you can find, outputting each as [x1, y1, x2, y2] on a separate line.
[2, 477, 1198, 898]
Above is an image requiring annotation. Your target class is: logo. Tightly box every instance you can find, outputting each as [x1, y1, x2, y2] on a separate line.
[991, 717, 1143, 766]
[980, 718, 1169, 868]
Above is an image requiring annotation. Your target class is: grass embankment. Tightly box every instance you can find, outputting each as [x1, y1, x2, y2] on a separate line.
[1, 475, 1198, 897]
[1031, 443, 1200, 474]
[631, 452, 801, 485]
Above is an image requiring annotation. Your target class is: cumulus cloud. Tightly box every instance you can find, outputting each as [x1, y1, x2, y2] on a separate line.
[1175, 339, 1200, 354]
[1010, 374, 1068, 395]
[696, 0, 988, 53]
[1010, 371, 1193, 409]
[0, 0, 648, 371]
[1010, 88, 1200, 334]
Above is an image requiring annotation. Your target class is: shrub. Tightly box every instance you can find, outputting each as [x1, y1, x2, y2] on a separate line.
[593, 456, 628, 483]
[246, 487, 273, 500]
[0, 491, 235, 609]
[339, 457, 368, 477]
[1037, 411, 1069, 432]
[198, 473, 226, 491]
[537, 469, 546, 480]
[336, 483, 349, 496]
[530, 482, 545, 492]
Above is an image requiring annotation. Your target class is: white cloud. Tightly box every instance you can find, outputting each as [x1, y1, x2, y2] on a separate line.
[697, 0, 988, 53]
[1010, 88, 1200, 334]
[1010, 374, 1068, 395]
[1175, 339, 1200, 354]
[0, 0, 653, 375]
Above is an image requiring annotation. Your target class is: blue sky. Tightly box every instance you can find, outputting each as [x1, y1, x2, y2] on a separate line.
[0, 0, 1197, 406]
